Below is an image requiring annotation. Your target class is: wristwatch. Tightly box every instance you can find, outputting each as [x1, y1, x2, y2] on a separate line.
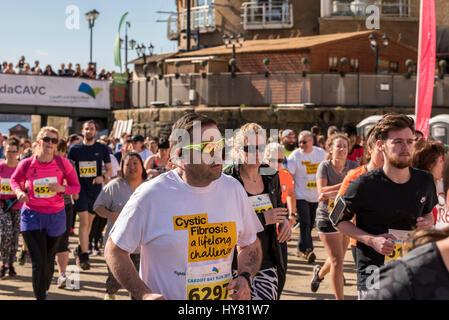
[238, 272, 252, 287]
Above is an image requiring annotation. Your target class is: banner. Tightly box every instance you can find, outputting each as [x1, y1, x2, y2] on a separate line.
[0, 74, 110, 110]
[415, 0, 436, 137]
[114, 12, 129, 69]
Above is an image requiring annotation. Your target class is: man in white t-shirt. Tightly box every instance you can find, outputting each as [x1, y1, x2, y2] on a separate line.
[131, 135, 153, 162]
[105, 113, 263, 300]
[286, 130, 326, 263]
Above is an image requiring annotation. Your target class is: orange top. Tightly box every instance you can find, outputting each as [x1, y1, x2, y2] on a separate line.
[279, 169, 294, 205]
[337, 165, 368, 247]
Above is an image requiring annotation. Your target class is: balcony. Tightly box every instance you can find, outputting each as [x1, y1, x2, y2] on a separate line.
[241, 2, 294, 30]
[181, 5, 216, 33]
[328, 0, 411, 18]
[167, 14, 179, 41]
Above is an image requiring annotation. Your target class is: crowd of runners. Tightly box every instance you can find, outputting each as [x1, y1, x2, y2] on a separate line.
[0, 113, 448, 300]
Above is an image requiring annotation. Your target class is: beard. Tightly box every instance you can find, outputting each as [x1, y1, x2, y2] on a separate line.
[283, 142, 297, 151]
[386, 153, 411, 169]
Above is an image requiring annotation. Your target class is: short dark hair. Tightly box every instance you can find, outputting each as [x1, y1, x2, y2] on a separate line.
[375, 113, 415, 141]
[120, 151, 148, 181]
[170, 112, 217, 145]
[57, 139, 68, 153]
[83, 120, 98, 130]
[342, 123, 357, 137]
[68, 134, 81, 144]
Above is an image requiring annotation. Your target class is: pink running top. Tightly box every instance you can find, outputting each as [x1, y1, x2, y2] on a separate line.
[11, 156, 80, 214]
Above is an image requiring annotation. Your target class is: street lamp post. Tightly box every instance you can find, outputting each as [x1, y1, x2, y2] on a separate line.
[136, 43, 154, 79]
[121, 36, 137, 71]
[85, 9, 100, 63]
[369, 33, 389, 73]
[223, 33, 244, 77]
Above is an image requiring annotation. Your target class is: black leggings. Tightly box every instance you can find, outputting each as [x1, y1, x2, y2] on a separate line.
[22, 230, 62, 300]
[89, 214, 107, 247]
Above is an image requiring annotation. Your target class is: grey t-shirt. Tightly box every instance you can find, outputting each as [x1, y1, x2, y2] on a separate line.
[93, 177, 138, 252]
[315, 159, 358, 222]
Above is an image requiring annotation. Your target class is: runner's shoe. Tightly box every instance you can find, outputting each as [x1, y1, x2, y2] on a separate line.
[104, 293, 116, 300]
[92, 245, 101, 256]
[304, 249, 316, 264]
[78, 252, 90, 270]
[8, 265, 17, 277]
[310, 264, 323, 292]
[0, 265, 7, 278]
[18, 250, 27, 265]
[57, 273, 67, 289]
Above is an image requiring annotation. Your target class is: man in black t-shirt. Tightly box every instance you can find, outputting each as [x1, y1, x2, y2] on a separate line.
[335, 114, 437, 299]
[68, 120, 112, 270]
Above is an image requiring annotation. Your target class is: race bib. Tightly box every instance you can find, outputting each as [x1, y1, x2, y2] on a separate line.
[385, 229, 412, 262]
[248, 194, 273, 215]
[33, 177, 58, 198]
[0, 178, 13, 195]
[186, 261, 231, 300]
[306, 181, 317, 189]
[79, 161, 97, 178]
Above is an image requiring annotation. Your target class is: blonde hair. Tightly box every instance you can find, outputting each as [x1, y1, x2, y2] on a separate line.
[231, 123, 266, 164]
[37, 126, 59, 141]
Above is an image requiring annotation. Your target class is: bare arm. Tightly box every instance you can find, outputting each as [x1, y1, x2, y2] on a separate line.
[335, 221, 396, 256]
[94, 205, 119, 222]
[104, 238, 165, 300]
[226, 237, 262, 300]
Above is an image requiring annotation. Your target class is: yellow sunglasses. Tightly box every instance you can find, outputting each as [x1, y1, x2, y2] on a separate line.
[181, 138, 225, 154]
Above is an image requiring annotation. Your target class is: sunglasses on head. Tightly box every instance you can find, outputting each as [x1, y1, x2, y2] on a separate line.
[42, 137, 58, 144]
[242, 144, 266, 153]
[182, 138, 225, 154]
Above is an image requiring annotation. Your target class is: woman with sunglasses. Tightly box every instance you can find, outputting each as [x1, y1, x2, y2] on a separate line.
[0, 138, 23, 278]
[224, 123, 291, 300]
[10, 127, 80, 300]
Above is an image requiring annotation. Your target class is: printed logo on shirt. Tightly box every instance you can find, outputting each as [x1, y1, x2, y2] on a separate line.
[302, 161, 320, 175]
[248, 194, 273, 215]
[173, 214, 237, 263]
[420, 196, 426, 204]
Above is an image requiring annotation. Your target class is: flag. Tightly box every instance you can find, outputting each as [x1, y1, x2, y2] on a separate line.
[114, 12, 129, 70]
[415, 0, 436, 138]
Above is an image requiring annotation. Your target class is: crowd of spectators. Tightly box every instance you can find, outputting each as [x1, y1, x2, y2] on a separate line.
[0, 56, 132, 81]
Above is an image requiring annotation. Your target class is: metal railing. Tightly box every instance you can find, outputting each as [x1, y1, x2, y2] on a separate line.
[331, 0, 411, 18]
[241, 1, 294, 30]
[167, 14, 179, 40]
[181, 5, 216, 33]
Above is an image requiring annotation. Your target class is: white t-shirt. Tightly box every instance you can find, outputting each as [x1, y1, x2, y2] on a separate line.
[138, 149, 153, 162]
[434, 179, 449, 230]
[286, 146, 326, 202]
[109, 169, 263, 300]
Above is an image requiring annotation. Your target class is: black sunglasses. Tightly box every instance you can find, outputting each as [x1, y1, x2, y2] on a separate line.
[242, 145, 266, 153]
[42, 137, 59, 144]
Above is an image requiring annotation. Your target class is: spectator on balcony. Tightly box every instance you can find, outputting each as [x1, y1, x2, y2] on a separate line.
[86, 63, 96, 79]
[42, 65, 56, 76]
[58, 63, 66, 76]
[3, 63, 16, 74]
[65, 63, 75, 77]
[73, 64, 82, 77]
[31, 60, 42, 74]
[18, 63, 33, 75]
[97, 69, 107, 80]
[15, 56, 26, 71]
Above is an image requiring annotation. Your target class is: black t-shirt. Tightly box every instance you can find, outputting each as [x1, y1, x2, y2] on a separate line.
[340, 167, 438, 290]
[246, 184, 276, 269]
[68, 142, 111, 188]
[363, 242, 449, 299]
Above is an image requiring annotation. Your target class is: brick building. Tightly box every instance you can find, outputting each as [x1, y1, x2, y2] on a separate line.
[167, 30, 417, 74]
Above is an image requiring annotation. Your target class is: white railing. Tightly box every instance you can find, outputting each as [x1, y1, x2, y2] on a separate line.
[241, 2, 294, 30]
[181, 5, 216, 33]
[330, 0, 411, 18]
[167, 14, 179, 40]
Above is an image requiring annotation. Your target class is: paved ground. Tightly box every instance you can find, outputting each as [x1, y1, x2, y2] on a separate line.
[0, 226, 357, 300]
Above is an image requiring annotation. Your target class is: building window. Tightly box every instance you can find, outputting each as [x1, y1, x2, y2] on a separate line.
[241, 0, 293, 30]
[328, 0, 410, 18]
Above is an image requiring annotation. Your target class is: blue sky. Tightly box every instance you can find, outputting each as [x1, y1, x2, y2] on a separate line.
[0, 0, 178, 73]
